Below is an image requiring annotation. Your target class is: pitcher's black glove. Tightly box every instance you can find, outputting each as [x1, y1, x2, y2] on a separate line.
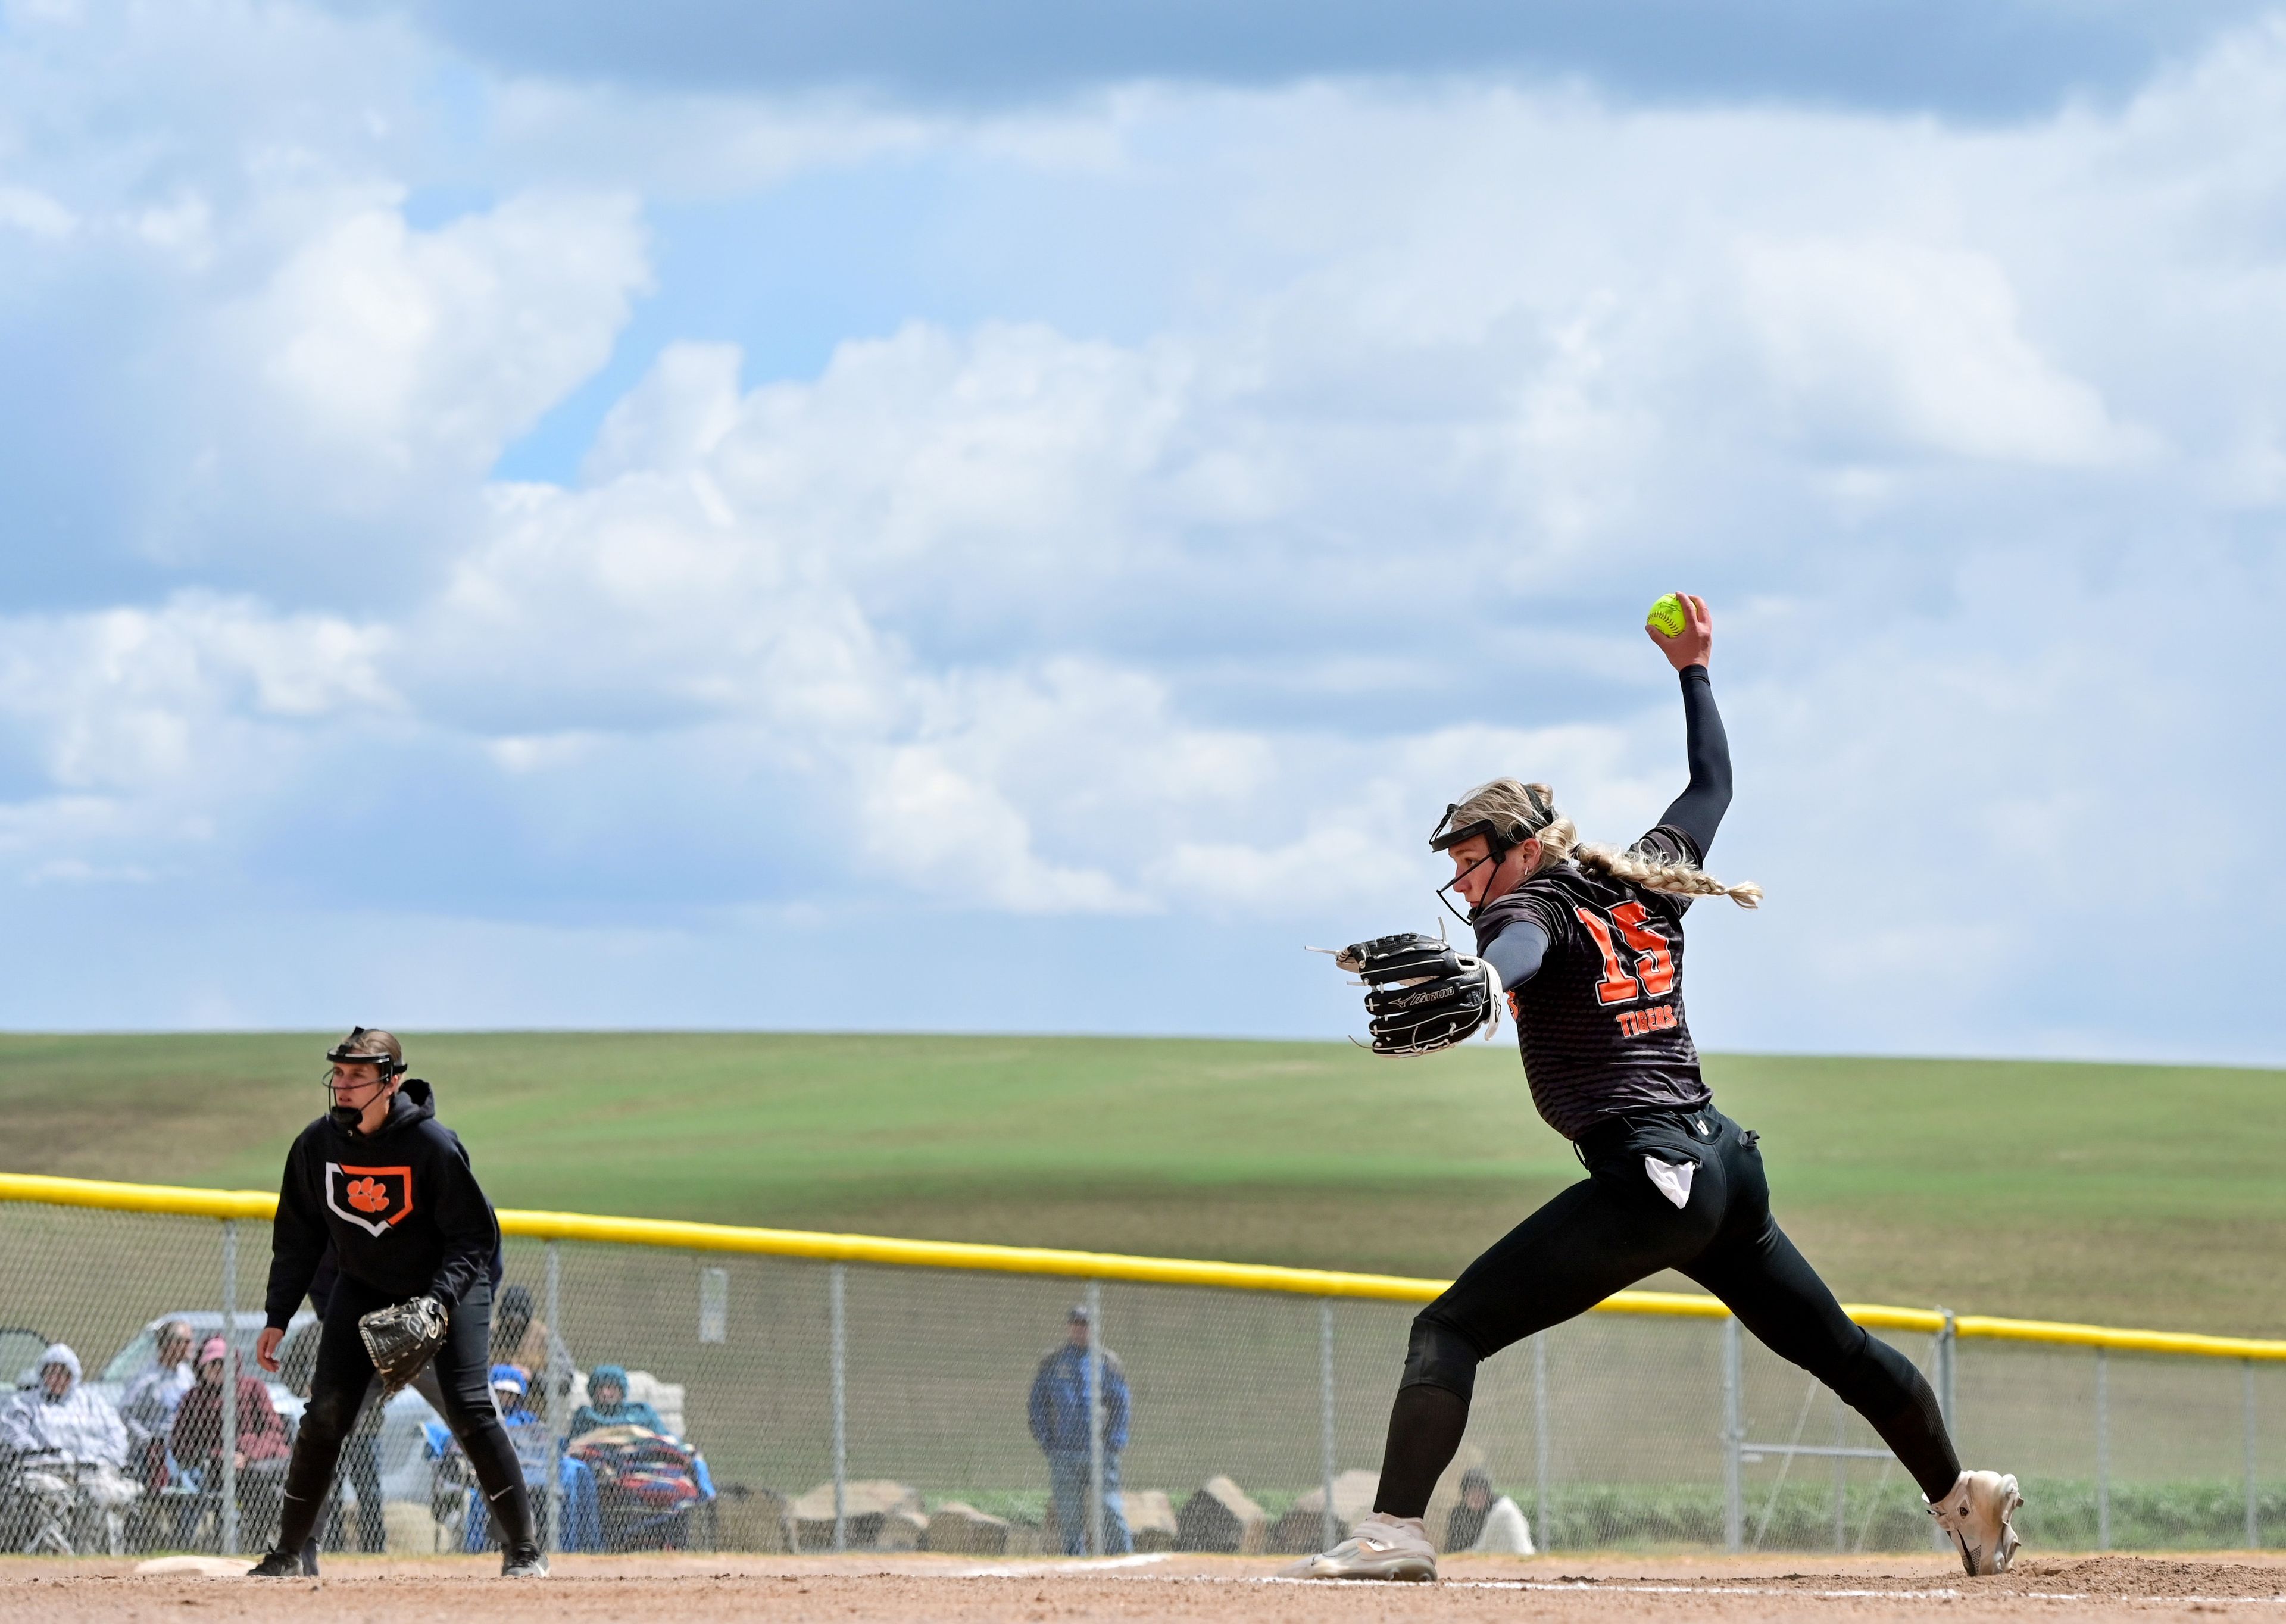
[1332, 932, 1503, 1055]
[358, 1295, 448, 1395]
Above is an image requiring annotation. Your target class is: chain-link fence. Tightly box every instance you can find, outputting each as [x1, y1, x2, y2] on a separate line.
[2, 1175, 2281, 1560]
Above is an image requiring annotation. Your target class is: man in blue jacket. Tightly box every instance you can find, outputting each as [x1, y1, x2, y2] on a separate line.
[1026, 1306, 1130, 1555]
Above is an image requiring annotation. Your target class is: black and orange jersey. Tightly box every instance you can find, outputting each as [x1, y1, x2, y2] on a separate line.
[1471, 825, 1710, 1141]
[261, 1078, 501, 1329]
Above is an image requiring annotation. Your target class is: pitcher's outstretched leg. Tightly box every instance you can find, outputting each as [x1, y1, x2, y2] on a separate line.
[1694, 1215, 2022, 1574]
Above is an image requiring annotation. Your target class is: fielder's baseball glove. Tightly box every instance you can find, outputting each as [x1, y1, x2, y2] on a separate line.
[358, 1295, 448, 1395]
[1332, 931, 1503, 1056]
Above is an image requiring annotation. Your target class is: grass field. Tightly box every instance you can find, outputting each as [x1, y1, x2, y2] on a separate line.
[1, 1032, 2279, 1336]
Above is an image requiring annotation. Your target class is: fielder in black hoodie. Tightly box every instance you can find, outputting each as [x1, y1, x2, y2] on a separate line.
[249, 1028, 544, 1578]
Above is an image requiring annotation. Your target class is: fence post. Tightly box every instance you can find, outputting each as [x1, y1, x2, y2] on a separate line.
[2096, 1347, 2111, 1551]
[545, 1240, 563, 1557]
[2247, 1360, 2260, 1551]
[1534, 1333, 1551, 1553]
[1722, 1316, 1742, 1554]
[1936, 1313, 1956, 1426]
[1832, 1391, 1847, 1553]
[221, 1217, 239, 1557]
[1319, 1300, 1338, 1550]
[1932, 1314, 1956, 1551]
[1086, 1280, 1105, 1558]
[829, 1263, 847, 1553]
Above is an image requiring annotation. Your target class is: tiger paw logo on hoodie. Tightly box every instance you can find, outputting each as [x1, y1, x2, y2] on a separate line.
[325, 1163, 414, 1236]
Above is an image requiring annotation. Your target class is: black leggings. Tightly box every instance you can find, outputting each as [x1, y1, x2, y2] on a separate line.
[323, 1415, 386, 1553]
[1375, 1107, 1960, 1517]
[275, 1274, 535, 1557]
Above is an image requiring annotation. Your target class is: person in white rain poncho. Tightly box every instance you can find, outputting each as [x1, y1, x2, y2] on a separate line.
[118, 1320, 197, 1484]
[0, 1344, 139, 1553]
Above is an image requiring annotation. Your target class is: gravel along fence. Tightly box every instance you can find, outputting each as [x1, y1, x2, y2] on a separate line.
[3, 1172, 2282, 1561]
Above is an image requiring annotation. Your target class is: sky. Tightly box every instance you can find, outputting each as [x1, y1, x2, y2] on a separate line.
[0, 0, 2280, 1061]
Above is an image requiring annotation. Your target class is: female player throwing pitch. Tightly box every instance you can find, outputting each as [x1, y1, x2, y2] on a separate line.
[1289, 595, 2022, 1581]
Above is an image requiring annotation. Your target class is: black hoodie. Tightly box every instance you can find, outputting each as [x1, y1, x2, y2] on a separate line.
[262, 1078, 501, 1330]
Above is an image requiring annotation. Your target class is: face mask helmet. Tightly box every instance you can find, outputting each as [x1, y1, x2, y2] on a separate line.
[324, 1026, 406, 1132]
[1429, 783, 1554, 924]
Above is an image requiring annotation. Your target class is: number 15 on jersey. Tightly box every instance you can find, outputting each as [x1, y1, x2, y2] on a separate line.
[1574, 901, 1675, 1005]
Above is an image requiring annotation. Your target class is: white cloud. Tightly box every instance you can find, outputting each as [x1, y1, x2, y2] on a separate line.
[0, 594, 393, 793]
[1735, 236, 2141, 466]
[0, 184, 74, 239]
[582, 341, 744, 483]
[1153, 825, 1414, 918]
[23, 857, 152, 885]
[854, 742, 1145, 914]
[704, 321, 1192, 608]
[0, 5, 2282, 1054]
[235, 190, 649, 491]
[485, 731, 610, 774]
[488, 80, 944, 198]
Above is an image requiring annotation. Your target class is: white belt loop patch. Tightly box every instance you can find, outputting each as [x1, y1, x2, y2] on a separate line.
[1644, 1156, 1695, 1210]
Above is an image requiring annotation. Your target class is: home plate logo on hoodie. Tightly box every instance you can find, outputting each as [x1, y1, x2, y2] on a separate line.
[325, 1163, 414, 1237]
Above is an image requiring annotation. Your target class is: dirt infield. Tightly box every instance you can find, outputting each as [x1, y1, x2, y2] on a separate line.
[7, 1550, 2286, 1622]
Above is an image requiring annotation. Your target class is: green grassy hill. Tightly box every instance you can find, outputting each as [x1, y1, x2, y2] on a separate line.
[2, 1032, 2279, 1335]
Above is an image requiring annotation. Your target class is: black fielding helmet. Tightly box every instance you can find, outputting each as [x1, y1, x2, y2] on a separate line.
[1428, 781, 1554, 858]
[1430, 780, 1557, 926]
[326, 1026, 405, 1075]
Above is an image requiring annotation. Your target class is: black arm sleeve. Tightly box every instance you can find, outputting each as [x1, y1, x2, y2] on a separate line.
[1657, 664, 1731, 859]
[424, 1132, 502, 1308]
[1482, 917, 1550, 991]
[263, 1141, 327, 1330]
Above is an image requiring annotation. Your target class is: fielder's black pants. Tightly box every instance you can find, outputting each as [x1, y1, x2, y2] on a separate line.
[321, 1410, 387, 1554]
[1375, 1107, 1960, 1519]
[273, 1274, 536, 1558]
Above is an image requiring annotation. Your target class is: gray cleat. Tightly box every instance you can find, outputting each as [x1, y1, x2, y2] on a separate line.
[1928, 1470, 2023, 1576]
[1279, 1512, 1437, 1582]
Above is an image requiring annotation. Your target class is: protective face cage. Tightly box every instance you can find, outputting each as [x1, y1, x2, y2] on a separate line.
[323, 1026, 406, 1095]
[1429, 785, 1554, 924]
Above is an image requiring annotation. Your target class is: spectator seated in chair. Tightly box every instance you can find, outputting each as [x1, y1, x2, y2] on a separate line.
[490, 1287, 574, 1425]
[558, 1364, 713, 1550]
[170, 1338, 290, 1552]
[1444, 1467, 1535, 1556]
[117, 1322, 195, 1498]
[0, 1344, 140, 1554]
[566, 1366, 663, 1439]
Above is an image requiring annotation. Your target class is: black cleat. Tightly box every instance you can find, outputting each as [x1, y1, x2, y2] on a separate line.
[246, 1548, 313, 1578]
[501, 1542, 549, 1578]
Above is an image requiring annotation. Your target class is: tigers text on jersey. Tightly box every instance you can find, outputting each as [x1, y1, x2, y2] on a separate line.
[1470, 825, 1712, 1141]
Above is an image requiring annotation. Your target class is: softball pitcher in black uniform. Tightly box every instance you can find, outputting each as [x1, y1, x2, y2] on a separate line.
[1289, 596, 2022, 1581]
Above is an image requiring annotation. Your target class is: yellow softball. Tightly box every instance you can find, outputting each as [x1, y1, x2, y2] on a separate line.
[1646, 593, 1688, 639]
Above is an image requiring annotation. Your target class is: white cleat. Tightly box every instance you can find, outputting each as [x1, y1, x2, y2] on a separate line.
[1279, 1511, 1438, 1582]
[1928, 1470, 2023, 1576]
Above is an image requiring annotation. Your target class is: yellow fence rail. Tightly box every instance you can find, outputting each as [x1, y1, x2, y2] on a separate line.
[6, 1170, 2282, 1363]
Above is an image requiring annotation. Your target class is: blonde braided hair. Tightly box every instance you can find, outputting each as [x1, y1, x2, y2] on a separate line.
[1449, 778, 1762, 909]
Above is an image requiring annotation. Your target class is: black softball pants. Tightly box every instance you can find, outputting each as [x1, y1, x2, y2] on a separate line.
[1374, 1107, 1960, 1519]
[273, 1274, 536, 1557]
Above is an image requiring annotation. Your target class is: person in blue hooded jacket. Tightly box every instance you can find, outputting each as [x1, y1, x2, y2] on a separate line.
[567, 1366, 663, 1438]
[1026, 1306, 1130, 1555]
